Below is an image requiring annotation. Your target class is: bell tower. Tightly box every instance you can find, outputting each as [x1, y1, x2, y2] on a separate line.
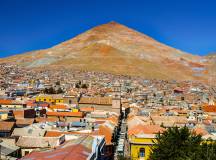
[112, 81, 121, 114]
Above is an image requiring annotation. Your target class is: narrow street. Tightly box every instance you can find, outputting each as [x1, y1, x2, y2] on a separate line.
[114, 110, 127, 160]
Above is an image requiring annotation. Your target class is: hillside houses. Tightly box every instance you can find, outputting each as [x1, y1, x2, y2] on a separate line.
[0, 63, 216, 159]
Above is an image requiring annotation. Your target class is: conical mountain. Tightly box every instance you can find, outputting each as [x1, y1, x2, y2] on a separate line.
[0, 21, 207, 80]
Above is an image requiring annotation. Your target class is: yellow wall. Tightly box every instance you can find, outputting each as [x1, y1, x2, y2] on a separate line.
[129, 136, 157, 160]
[0, 113, 8, 120]
[72, 109, 79, 112]
[36, 96, 63, 103]
[129, 134, 216, 160]
[36, 95, 53, 102]
[55, 99, 64, 103]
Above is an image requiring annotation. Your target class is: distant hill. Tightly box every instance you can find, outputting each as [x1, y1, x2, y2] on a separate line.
[0, 21, 210, 80]
[206, 52, 216, 57]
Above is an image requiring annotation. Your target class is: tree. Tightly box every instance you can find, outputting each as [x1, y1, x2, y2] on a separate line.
[150, 126, 202, 160]
[56, 87, 64, 94]
[199, 140, 216, 160]
[75, 83, 80, 88]
[47, 87, 55, 94]
[81, 84, 88, 89]
[56, 81, 60, 85]
[117, 155, 130, 160]
[44, 88, 49, 94]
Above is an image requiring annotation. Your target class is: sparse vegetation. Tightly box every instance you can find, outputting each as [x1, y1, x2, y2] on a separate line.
[150, 126, 216, 160]
[43, 87, 64, 94]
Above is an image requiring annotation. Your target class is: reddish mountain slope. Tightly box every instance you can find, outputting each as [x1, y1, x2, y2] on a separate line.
[0, 21, 208, 80]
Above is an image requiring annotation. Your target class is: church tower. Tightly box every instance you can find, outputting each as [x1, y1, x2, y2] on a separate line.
[112, 81, 121, 114]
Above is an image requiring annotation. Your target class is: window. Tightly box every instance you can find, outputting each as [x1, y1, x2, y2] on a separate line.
[139, 148, 145, 157]
[25, 151, 29, 155]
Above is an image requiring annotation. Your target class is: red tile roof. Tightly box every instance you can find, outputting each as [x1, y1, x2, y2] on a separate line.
[22, 144, 91, 160]
[128, 124, 165, 136]
[0, 99, 24, 105]
[80, 107, 94, 112]
[50, 105, 67, 110]
[46, 111, 84, 117]
[45, 130, 98, 137]
[192, 128, 208, 136]
[21, 137, 93, 160]
[35, 117, 59, 123]
[106, 116, 118, 125]
[0, 99, 13, 105]
[45, 131, 64, 137]
[98, 125, 113, 145]
[203, 105, 216, 112]
[26, 102, 36, 107]
[0, 121, 15, 131]
[79, 97, 112, 105]
[16, 118, 34, 125]
[13, 110, 24, 118]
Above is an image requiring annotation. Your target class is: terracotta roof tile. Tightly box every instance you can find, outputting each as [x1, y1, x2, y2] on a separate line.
[45, 131, 96, 137]
[79, 97, 112, 105]
[203, 105, 216, 112]
[16, 118, 35, 125]
[106, 116, 118, 125]
[80, 107, 95, 112]
[192, 128, 209, 136]
[0, 121, 15, 131]
[46, 111, 83, 117]
[0, 99, 24, 105]
[128, 124, 165, 136]
[35, 117, 59, 123]
[45, 131, 64, 137]
[22, 144, 91, 160]
[98, 125, 113, 145]
[50, 105, 67, 110]
[21, 136, 96, 160]
[13, 110, 24, 118]
[0, 99, 13, 105]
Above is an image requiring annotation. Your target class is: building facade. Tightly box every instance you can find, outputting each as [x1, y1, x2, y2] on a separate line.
[112, 82, 121, 114]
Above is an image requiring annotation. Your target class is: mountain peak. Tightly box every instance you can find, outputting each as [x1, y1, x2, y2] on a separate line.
[106, 21, 122, 26]
[105, 21, 131, 29]
[0, 22, 205, 80]
[87, 21, 152, 44]
[92, 21, 129, 32]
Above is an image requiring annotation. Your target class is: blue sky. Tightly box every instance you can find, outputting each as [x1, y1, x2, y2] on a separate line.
[0, 0, 215, 57]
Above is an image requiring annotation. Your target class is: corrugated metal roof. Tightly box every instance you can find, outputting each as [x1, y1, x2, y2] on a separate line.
[21, 135, 104, 160]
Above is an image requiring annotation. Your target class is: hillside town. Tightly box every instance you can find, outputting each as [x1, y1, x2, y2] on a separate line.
[0, 63, 215, 160]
